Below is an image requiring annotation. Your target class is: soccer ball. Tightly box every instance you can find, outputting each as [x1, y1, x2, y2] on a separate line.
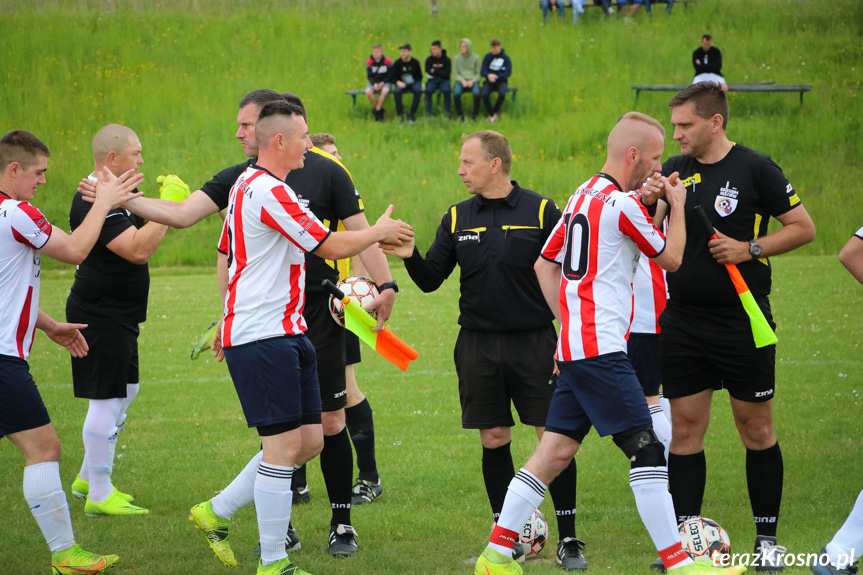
[678, 517, 731, 562]
[328, 275, 379, 326]
[519, 509, 548, 558]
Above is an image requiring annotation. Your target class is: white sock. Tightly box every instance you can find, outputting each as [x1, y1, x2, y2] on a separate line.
[108, 383, 139, 476]
[82, 398, 124, 503]
[827, 489, 863, 568]
[489, 469, 547, 556]
[23, 462, 75, 553]
[630, 466, 683, 554]
[255, 462, 293, 565]
[211, 451, 262, 520]
[649, 405, 672, 463]
[659, 393, 672, 426]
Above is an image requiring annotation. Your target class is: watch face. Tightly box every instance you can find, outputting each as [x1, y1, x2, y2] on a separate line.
[750, 242, 762, 257]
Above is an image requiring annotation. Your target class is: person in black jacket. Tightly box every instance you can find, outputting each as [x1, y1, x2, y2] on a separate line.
[692, 34, 728, 92]
[389, 43, 423, 124]
[424, 40, 452, 118]
[365, 43, 393, 122]
[480, 38, 513, 123]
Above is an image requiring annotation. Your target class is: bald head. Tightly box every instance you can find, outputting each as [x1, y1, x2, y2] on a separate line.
[607, 112, 665, 162]
[92, 124, 138, 162]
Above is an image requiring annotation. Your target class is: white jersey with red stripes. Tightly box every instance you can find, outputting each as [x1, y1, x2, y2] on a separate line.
[541, 174, 666, 362]
[0, 193, 52, 360]
[631, 225, 668, 335]
[218, 165, 331, 348]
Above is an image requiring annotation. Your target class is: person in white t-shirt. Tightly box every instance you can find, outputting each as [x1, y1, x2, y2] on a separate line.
[0, 129, 141, 575]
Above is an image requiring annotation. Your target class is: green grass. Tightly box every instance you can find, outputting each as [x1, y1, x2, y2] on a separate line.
[1, 256, 861, 574]
[1, 0, 862, 270]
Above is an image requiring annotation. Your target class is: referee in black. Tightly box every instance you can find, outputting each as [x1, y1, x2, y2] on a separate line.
[643, 82, 816, 573]
[381, 130, 586, 571]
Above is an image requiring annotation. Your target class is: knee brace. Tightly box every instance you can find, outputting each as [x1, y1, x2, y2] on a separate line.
[612, 425, 667, 469]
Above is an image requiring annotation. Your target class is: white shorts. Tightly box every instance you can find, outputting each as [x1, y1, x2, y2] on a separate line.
[693, 73, 727, 85]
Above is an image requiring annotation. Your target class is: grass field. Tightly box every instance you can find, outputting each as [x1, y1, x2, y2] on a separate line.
[1, 0, 862, 269]
[1, 0, 862, 573]
[1, 256, 860, 574]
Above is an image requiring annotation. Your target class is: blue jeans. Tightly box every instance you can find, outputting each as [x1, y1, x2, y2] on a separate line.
[539, 0, 565, 22]
[453, 81, 481, 117]
[393, 82, 422, 118]
[481, 80, 508, 116]
[425, 78, 451, 115]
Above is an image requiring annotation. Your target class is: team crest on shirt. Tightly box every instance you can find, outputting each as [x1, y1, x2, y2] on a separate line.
[714, 181, 739, 217]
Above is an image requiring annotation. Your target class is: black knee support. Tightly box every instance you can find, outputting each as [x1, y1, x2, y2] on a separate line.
[612, 425, 667, 468]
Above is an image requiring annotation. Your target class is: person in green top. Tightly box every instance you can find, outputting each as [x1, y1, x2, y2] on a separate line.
[452, 38, 482, 121]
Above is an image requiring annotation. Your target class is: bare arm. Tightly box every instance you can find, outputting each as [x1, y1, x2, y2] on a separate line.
[709, 205, 816, 265]
[534, 257, 562, 324]
[105, 221, 169, 265]
[212, 251, 228, 362]
[121, 190, 221, 229]
[839, 235, 863, 285]
[342, 212, 395, 329]
[41, 169, 143, 265]
[36, 309, 89, 358]
[651, 174, 686, 272]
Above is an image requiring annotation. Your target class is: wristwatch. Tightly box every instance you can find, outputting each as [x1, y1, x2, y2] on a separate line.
[377, 280, 399, 293]
[748, 240, 763, 260]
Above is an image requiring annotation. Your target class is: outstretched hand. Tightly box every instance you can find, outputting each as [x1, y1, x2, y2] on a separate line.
[374, 205, 414, 246]
[45, 322, 89, 358]
[94, 167, 144, 210]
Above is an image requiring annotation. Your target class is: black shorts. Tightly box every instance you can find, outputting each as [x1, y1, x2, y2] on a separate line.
[454, 325, 557, 429]
[659, 300, 776, 403]
[0, 355, 51, 438]
[69, 321, 139, 399]
[627, 333, 662, 397]
[345, 330, 362, 366]
[223, 336, 322, 430]
[304, 291, 347, 411]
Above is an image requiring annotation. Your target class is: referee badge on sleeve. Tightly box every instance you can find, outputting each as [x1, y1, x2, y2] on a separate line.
[714, 195, 738, 217]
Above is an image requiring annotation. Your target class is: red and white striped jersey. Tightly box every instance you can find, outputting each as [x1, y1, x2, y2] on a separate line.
[855, 226, 863, 239]
[0, 193, 52, 360]
[218, 166, 331, 348]
[541, 174, 666, 362]
[630, 226, 668, 335]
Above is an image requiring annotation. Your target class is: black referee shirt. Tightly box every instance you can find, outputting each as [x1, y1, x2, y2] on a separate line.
[66, 189, 150, 324]
[404, 181, 561, 332]
[201, 150, 363, 295]
[662, 144, 802, 307]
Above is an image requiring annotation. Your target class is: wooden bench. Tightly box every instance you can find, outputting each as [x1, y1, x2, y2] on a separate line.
[552, 0, 692, 19]
[346, 86, 519, 109]
[631, 82, 812, 108]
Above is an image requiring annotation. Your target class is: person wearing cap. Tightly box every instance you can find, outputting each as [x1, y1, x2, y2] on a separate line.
[388, 43, 423, 124]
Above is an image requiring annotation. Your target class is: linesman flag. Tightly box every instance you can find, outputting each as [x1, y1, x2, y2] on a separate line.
[693, 205, 778, 348]
[322, 280, 419, 371]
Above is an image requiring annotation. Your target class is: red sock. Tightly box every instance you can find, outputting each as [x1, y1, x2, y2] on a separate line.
[659, 542, 691, 569]
[490, 524, 519, 550]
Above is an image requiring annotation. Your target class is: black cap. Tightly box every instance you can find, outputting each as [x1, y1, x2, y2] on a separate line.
[399, 43, 412, 50]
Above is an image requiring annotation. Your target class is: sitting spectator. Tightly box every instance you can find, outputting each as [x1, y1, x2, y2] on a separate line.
[453, 38, 481, 122]
[480, 38, 512, 123]
[571, 0, 586, 24]
[692, 34, 729, 92]
[539, 0, 564, 24]
[365, 43, 393, 122]
[623, 0, 646, 21]
[389, 43, 423, 124]
[425, 40, 452, 118]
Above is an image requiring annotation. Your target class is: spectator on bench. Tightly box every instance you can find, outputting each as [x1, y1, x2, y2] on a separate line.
[425, 40, 452, 118]
[453, 38, 481, 122]
[390, 43, 423, 124]
[480, 38, 512, 124]
[365, 43, 393, 122]
[539, 0, 564, 24]
[693, 34, 729, 92]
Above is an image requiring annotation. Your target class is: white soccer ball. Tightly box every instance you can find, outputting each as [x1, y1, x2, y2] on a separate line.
[519, 509, 548, 558]
[328, 275, 379, 326]
[678, 517, 731, 563]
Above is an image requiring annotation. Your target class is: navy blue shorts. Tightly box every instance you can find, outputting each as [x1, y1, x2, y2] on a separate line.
[0, 355, 51, 438]
[224, 336, 322, 431]
[545, 352, 652, 443]
[627, 333, 662, 397]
